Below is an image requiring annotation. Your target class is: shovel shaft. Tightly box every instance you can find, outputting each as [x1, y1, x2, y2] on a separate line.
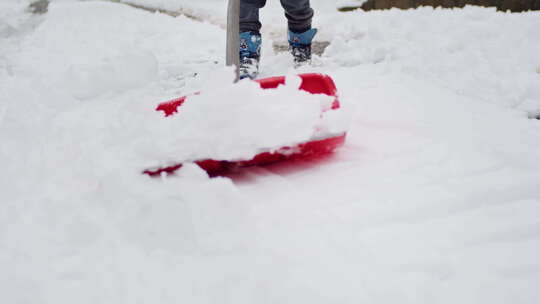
[226, 0, 240, 82]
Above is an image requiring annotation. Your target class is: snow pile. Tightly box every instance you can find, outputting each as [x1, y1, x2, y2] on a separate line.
[139, 71, 345, 164]
[319, 7, 540, 116]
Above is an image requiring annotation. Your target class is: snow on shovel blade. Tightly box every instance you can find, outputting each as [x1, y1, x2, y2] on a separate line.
[143, 73, 346, 176]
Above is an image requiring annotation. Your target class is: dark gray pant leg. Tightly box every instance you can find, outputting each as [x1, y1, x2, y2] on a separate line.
[239, 0, 267, 33]
[280, 0, 313, 33]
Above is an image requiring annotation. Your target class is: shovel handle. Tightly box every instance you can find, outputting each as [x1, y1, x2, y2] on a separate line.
[226, 0, 240, 82]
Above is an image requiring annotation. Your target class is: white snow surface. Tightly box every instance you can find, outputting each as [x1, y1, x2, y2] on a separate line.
[1, 1, 540, 303]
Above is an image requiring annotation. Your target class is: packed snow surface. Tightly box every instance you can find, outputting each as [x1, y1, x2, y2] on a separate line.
[1, 1, 540, 303]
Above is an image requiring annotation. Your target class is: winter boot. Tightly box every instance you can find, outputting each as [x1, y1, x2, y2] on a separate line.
[288, 28, 317, 67]
[239, 31, 262, 80]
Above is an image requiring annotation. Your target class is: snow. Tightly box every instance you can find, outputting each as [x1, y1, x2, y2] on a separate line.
[140, 71, 344, 164]
[1, 1, 540, 303]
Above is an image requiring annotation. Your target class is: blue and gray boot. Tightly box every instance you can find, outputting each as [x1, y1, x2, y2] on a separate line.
[239, 31, 262, 80]
[288, 28, 317, 66]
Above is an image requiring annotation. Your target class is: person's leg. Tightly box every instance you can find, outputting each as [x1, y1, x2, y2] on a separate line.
[239, 0, 266, 79]
[240, 0, 267, 33]
[280, 0, 313, 33]
[281, 0, 316, 65]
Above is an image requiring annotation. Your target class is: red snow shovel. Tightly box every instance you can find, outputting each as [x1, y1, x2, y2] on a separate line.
[143, 73, 346, 176]
[142, 0, 346, 176]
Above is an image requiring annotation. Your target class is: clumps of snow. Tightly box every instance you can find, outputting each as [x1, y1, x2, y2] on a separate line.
[134, 68, 348, 166]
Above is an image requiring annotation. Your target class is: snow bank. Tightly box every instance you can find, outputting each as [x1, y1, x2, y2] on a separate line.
[319, 7, 540, 116]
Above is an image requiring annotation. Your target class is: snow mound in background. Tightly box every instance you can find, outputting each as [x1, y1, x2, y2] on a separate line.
[319, 7, 540, 115]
